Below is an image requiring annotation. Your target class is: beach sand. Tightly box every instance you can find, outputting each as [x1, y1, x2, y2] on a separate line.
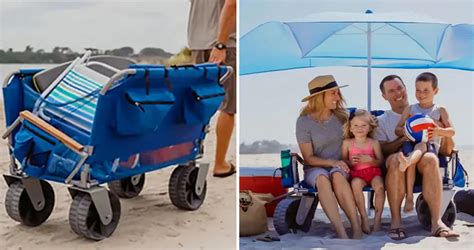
[240, 152, 474, 249]
[0, 104, 236, 249]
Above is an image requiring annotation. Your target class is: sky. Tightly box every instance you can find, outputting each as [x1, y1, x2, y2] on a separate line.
[239, 0, 474, 146]
[0, 0, 190, 53]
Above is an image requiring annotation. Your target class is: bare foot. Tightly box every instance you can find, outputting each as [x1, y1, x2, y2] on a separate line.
[403, 198, 414, 213]
[398, 152, 409, 172]
[213, 161, 235, 177]
[361, 216, 371, 234]
[373, 217, 382, 232]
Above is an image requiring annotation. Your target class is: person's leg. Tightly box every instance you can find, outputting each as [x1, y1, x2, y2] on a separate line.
[404, 162, 416, 212]
[213, 48, 236, 175]
[351, 178, 370, 234]
[439, 137, 455, 157]
[385, 154, 406, 231]
[213, 111, 235, 174]
[315, 175, 349, 239]
[399, 142, 427, 172]
[331, 172, 363, 239]
[417, 153, 459, 237]
[371, 175, 385, 232]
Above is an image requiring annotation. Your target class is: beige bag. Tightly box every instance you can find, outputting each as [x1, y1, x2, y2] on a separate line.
[239, 191, 273, 236]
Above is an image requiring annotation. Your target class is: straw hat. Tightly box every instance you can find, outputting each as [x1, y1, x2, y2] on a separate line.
[301, 75, 348, 102]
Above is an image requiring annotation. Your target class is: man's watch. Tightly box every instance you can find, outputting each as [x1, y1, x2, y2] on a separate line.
[214, 42, 227, 50]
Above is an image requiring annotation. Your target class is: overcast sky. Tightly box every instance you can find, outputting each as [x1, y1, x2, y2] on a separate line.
[0, 0, 190, 53]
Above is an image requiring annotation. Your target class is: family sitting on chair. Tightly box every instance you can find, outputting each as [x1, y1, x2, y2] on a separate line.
[296, 73, 459, 240]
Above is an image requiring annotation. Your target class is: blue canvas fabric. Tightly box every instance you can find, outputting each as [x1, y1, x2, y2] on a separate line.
[115, 88, 175, 135]
[240, 14, 474, 75]
[90, 64, 227, 162]
[184, 84, 225, 124]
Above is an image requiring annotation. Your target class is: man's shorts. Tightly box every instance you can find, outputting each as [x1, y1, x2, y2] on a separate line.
[351, 167, 382, 184]
[304, 166, 349, 189]
[191, 48, 236, 114]
[401, 141, 437, 156]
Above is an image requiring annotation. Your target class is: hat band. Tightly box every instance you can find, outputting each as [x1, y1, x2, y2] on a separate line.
[309, 81, 338, 95]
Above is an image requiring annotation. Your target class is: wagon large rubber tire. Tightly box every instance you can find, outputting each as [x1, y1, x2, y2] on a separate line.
[5, 180, 55, 227]
[169, 164, 207, 210]
[108, 174, 145, 198]
[69, 191, 121, 240]
[416, 194, 457, 230]
[274, 196, 318, 235]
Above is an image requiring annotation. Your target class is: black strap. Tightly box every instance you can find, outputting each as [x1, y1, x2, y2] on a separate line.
[309, 81, 338, 95]
[144, 69, 150, 95]
[163, 68, 172, 91]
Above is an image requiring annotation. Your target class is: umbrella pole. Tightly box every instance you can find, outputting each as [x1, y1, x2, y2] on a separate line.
[367, 22, 372, 111]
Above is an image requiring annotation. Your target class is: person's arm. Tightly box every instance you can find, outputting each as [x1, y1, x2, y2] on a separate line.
[355, 139, 384, 166]
[341, 139, 351, 166]
[429, 107, 455, 138]
[379, 136, 406, 156]
[372, 140, 385, 166]
[299, 143, 350, 173]
[208, 0, 236, 64]
[299, 143, 338, 167]
[395, 106, 411, 137]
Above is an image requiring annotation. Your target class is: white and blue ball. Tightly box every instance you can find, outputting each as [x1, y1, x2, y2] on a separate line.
[404, 114, 435, 143]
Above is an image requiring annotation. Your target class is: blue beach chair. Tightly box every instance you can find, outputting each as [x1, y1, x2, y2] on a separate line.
[273, 109, 468, 235]
[2, 51, 233, 240]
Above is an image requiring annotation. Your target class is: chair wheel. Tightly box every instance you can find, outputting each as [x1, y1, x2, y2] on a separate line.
[416, 194, 457, 230]
[69, 191, 121, 240]
[108, 174, 145, 198]
[169, 164, 207, 210]
[5, 180, 55, 227]
[273, 196, 318, 235]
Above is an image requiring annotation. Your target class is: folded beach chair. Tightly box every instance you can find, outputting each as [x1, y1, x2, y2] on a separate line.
[2, 51, 233, 240]
[33, 55, 136, 93]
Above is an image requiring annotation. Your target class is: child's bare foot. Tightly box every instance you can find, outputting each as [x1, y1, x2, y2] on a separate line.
[403, 198, 414, 213]
[398, 152, 409, 172]
[373, 217, 382, 232]
[361, 217, 371, 234]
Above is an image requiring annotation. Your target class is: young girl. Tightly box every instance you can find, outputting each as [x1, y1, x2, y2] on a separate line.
[342, 109, 385, 233]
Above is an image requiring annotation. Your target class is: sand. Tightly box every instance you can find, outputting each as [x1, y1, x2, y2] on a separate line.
[0, 100, 236, 249]
[240, 152, 474, 249]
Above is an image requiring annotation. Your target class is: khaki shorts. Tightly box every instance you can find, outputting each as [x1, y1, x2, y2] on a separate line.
[191, 48, 236, 114]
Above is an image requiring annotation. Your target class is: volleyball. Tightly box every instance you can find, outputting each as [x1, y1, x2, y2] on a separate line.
[404, 114, 435, 143]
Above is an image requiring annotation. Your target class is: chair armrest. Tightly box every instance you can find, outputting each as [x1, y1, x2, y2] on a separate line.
[20, 111, 84, 152]
[291, 153, 305, 165]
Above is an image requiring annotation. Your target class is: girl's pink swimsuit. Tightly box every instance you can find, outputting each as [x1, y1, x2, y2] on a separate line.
[348, 139, 381, 183]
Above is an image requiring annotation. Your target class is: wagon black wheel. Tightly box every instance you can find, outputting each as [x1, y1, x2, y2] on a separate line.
[108, 174, 145, 198]
[416, 194, 457, 230]
[5, 180, 55, 227]
[69, 191, 121, 240]
[274, 196, 318, 235]
[169, 164, 207, 210]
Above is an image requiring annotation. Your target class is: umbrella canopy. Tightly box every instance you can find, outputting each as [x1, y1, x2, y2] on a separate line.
[240, 10, 474, 109]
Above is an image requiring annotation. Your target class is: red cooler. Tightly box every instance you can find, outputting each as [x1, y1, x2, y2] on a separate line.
[240, 166, 287, 217]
